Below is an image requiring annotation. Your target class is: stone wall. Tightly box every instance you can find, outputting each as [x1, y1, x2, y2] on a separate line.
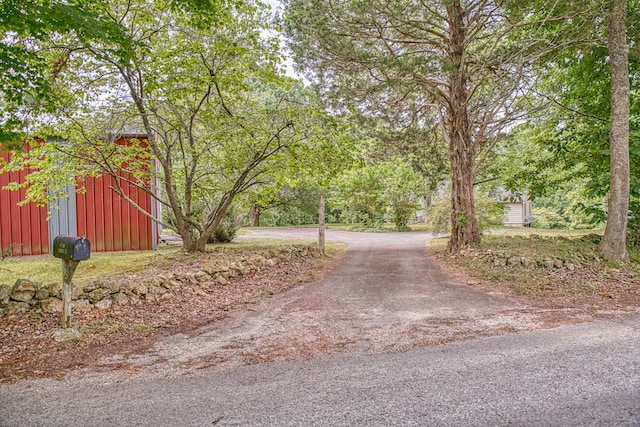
[457, 247, 581, 270]
[0, 244, 320, 316]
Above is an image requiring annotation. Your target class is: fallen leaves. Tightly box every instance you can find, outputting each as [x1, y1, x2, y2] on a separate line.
[433, 235, 640, 311]
[0, 251, 324, 383]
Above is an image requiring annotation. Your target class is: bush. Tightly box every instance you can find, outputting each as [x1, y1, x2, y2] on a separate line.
[475, 192, 507, 231]
[207, 211, 240, 243]
[531, 207, 570, 229]
[386, 196, 420, 230]
[428, 191, 506, 234]
[258, 184, 325, 227]
[428, 195, 452, 234]
[333, 158, 424, 230]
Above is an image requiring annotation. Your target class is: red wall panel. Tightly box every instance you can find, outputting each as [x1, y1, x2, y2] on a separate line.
[0, 152, 49, 256]
[1, 137, 156, 256]
[75, 171, 154, 253]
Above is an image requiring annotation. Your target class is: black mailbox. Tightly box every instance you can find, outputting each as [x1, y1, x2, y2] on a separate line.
[53, 235, 91, 261]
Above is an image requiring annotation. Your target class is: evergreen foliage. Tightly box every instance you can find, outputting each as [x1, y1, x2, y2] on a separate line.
[429, 191, 505, 235]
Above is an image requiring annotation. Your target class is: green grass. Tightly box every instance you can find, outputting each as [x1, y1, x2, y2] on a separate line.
[242, 224, 321, 230]
[0, 238, 346, 286]
[326, 223, 430, 232]
[484, 227, 603, 238]
[210, 238, 314, 250]
[210, 239, 346, 258]
[242, 223, 433, 232]
[0, 246, 179, 286]
[432, 228, 606, 260]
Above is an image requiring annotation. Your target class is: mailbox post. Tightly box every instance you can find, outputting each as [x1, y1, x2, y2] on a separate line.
[53, 235, 91, 329]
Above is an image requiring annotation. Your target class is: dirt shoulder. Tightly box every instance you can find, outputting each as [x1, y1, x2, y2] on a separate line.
[430, 233, 640, 321]
[0, 246, 335, 384]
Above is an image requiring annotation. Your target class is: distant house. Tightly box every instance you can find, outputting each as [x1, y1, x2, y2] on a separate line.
[492, 189, 533, 227]
[0, 135, 161, 256]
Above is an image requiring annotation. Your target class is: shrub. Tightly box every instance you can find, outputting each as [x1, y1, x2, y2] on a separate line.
[207, 210, 240, 243]
[475, 192, 507, 230]
[333, 158, 424, 230]
[428, 191, 506, 234]
[428, 195, 452, 234]
[531, 207, 570, 229]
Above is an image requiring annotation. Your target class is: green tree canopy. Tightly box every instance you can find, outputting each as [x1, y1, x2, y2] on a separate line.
[0, 0, 132, 145]
[500, 1, 639, 229]
[2, 0, 351, 252]
[333, 158, 425, 230]
[283, 0, 544, 250]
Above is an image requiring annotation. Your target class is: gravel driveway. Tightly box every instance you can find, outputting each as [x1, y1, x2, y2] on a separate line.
[86, 228, 557, 378]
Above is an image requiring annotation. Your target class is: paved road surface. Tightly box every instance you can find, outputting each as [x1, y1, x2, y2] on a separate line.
[1, 229, 639, 426]
[1, 317, 639, 426]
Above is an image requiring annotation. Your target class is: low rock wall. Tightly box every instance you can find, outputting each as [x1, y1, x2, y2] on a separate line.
[1, 244, 319, 316]
[458, 247, 581, 270]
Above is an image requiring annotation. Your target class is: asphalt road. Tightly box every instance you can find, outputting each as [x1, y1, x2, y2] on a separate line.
[1, 229, 639, 426]
[1, 317, 639, 426]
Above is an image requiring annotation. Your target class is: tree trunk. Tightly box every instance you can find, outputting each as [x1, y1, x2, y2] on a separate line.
[194, 193, 236, 251]
[173, 218, 202, 252]
[195, 220, 218, 251]
[446, 0, 480, 252]
[449, 141, 479, 251]
[251, 205, 261, 227]
[318, 194, 325, 257]
[181, 231, 199, 253]
[194, 237, 208, 252]
[601, 0, 630, 262]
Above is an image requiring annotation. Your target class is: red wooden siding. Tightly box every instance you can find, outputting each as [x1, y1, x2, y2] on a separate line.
[0, 151, 50, 255]
[75, 173, 153, 253]
[1, 136, 158, 256]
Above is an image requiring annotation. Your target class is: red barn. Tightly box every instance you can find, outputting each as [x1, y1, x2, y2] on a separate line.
[0, 135, 161, 256]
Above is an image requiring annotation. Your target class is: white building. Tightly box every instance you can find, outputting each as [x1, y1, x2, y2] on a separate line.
[492, 189, 534, 226]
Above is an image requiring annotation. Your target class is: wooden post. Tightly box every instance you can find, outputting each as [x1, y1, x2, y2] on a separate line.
[61, 260, 80, 329]
[318, 194, 325, 257]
